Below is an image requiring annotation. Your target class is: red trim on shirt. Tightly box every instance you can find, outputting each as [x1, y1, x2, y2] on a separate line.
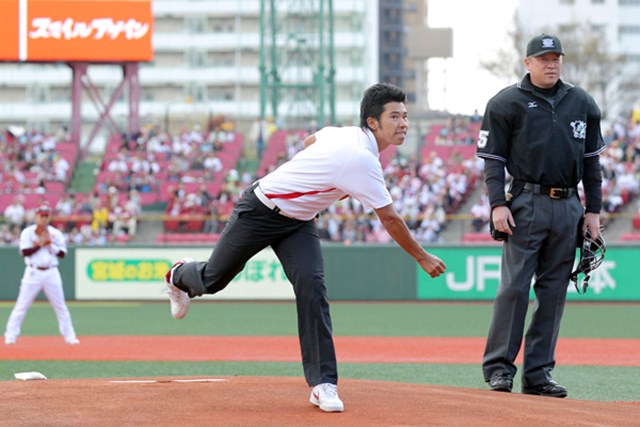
[264, 188, 337, 200]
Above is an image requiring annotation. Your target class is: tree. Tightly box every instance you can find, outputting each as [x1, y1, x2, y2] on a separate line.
[479, 12, 525, 84]
[553, 23, 636, 119]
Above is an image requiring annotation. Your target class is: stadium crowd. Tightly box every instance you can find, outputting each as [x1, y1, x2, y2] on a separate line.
[2, 107, 640, 246]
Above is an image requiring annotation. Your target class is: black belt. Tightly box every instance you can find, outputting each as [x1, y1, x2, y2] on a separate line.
[253, 185, 296, 219]
[522, 183, 576, 199]
[30, 265, 53, 270]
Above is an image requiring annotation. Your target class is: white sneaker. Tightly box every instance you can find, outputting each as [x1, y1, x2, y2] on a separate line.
[4, 337, 16, 345]
[164, 257, 194, 319]
[309, 383, 344, 412]
[65, 338, 80, 345]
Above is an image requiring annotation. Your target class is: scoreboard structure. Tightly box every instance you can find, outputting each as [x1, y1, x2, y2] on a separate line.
[0, 0, 154, 148]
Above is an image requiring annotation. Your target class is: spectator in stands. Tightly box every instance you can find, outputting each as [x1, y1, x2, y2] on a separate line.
[0, 223, 16, 245]
[112, 206, 136, 237]
[147, 135, 172, 160]
[54, 193, 79, 232]
[121, 191, 141, 236]
[5, 165, 26, 193]
[4, 196, 26, 230]
[127, 189, 143, 214]
[194, 184, 214, 209]
[78, 194, 97, 215]
[174, 153, 191, 175]
[166, 161, 182, 182]
[105, 186, 120, 211]
[52, 155, 70, 182]
[470, 109, 482, 123]
[203, 152, 223, 174]
[470, 194, 491, 233]
[35, 177, 47, 194]
[107, 152, 129, 174]
[130, 152, 151, 175]
[91, 199, 110, 234]
[129, 172, 155, 194]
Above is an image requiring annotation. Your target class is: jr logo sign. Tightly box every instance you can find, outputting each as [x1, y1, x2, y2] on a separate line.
[417, 247, 632, 301]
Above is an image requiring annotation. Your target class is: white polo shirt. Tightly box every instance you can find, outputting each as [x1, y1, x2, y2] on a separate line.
[258, 126, 393, 221]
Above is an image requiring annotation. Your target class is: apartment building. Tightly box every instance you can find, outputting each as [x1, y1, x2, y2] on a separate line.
[0, 0, 442, 147]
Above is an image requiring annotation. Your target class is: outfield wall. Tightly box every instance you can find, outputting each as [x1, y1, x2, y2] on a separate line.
[0, 245, 637, 302]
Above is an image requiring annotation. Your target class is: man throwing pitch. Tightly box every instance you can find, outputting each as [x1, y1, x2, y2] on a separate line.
[164, 83, 446, 412]
[477, 34, 605, 397]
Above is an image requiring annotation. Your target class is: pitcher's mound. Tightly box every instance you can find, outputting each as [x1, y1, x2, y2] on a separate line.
[2, 376, 638, 426]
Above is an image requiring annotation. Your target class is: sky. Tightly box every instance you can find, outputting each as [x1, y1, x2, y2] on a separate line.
[426, 0, 519, 116]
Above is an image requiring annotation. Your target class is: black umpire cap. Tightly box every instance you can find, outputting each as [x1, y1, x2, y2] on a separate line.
[526, 34, 564, 57]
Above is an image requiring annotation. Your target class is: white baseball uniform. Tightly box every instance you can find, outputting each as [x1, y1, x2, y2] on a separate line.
[4, 223, 78, 344]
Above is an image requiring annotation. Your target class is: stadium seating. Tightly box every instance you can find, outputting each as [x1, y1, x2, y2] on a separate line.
[620, 232, 640, 241]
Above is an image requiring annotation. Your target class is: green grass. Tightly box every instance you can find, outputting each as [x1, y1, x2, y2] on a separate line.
[1, 301, 637, 338]
[0, 301, 638, 402]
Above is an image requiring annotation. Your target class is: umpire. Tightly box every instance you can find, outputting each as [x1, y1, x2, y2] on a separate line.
[476, 34, 606, 398]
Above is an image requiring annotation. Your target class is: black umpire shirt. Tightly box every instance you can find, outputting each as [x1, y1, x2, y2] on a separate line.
[477, 74, 606, 212]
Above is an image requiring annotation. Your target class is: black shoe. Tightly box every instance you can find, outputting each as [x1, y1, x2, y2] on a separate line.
[488, 373, 513, 392]
[522, 380, 568, 398]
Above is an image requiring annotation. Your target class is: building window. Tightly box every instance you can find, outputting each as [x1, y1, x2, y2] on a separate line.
[185, 49, 207, 67]
[351, 15, 362, 32]
[26, 85, 49, 103]
[210, 52, 234, 66]
[211, 18, 234, 33]
[209, 88, 233, 101]
[619, 25, 640, 34]
[559, 0, 575, 4]
[592, 0, 605, 3]
[185, 84, 207, 103]
[185, 16, 206, 34]
[619, 0, 640, 4]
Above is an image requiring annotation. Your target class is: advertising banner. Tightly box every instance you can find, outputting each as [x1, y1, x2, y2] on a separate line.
[0, 1, 20, 60]
[0, 0, 153, 62]
[418, 246, 640, 301]
[75, 248, 295, 300]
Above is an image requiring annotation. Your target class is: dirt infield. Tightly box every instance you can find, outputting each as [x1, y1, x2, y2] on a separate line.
[2, 376, 639, 426]
[2, 336, 640, 426]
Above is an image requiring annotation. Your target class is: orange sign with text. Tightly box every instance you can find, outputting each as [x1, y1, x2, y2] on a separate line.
[0, 1, 21, 60]
[0, 0, 153, 62]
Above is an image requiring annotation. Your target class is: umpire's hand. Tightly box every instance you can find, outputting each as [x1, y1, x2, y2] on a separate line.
[492, 206, 515, 236]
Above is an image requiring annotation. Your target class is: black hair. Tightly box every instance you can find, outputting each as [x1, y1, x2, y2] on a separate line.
[359, 83, 407, 130]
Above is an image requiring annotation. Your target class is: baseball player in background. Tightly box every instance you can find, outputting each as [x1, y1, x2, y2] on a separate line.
[4, 204, 80, 345]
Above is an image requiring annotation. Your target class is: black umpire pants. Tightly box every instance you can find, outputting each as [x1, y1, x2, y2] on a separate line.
[172, 184, 338, 387]
[482, 190, 583, 387]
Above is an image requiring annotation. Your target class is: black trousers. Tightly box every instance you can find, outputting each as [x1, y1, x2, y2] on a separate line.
[482, 191, 583, 387]
[172, 184, 338, 387]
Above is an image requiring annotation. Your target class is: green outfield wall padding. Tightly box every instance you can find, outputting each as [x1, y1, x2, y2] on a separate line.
[0, 244, 637, 302]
